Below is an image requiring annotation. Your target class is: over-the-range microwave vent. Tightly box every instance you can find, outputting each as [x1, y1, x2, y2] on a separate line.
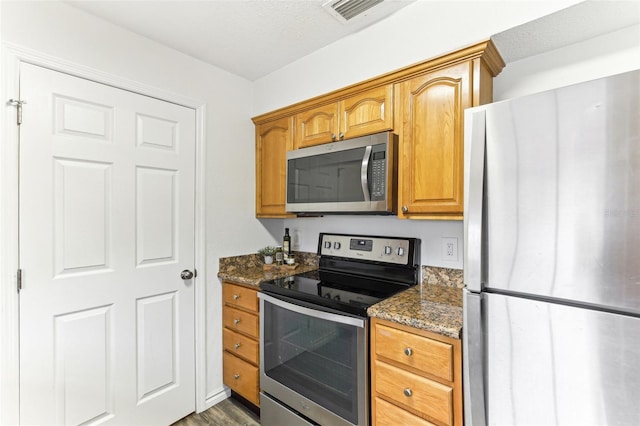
[322, 0, 384, 22]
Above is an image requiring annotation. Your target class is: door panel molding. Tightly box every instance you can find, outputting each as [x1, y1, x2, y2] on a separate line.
[0, 42, 207, 425]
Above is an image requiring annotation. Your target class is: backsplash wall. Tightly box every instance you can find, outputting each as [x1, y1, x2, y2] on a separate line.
[280, 215, 464, 270]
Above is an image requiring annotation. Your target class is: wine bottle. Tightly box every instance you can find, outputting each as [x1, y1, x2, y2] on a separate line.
[283, 228, 291, 259]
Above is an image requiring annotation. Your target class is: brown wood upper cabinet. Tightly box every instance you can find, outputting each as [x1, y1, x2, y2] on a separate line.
[397, 62, 470, 219]
[252, 40, 505, 219]
[255, 116, 295, 218]
[397, 56, 497, 220]
[294, 85, 393, 149]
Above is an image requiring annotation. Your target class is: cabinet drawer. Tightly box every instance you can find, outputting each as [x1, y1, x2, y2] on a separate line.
[223, 352, 259, 406]
[375, 323, 453, 381]
[223, 306, 259, 338]
[223, 328, 259, 365]
[223, 283, 259, 312]
[375, 360, 453, 426]
[375, 397, 436, 426]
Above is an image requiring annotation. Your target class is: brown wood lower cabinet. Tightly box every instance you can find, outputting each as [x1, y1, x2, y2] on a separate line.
[222, 352, 259, 405]
[375, 397, 437, 426]
[371, 318, 462, 426]
[222, 281, 260, 406]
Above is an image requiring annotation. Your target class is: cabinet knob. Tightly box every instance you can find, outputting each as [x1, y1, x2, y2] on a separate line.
[233, 294, 240, 300]
[331, 133, 336, 140]
[401, 205, 408, 213]
[233, 319, 240, 325]
[339, 132, 344, 139]
[404, 388, 413, 397]
[234, 373, 240, 380]
[404, 347, 413, 356]
[234, 343, 241, 350]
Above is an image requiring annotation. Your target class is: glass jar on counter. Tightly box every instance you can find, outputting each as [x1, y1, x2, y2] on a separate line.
[275, 246, 284, 265]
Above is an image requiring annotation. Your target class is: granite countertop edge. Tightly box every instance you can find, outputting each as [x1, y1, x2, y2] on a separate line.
[217, 264, 318, 287]
[367, 285, 463, 340]
[218, 251, 320, 287]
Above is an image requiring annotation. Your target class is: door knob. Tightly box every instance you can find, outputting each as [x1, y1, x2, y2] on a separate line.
[180, 269, 195, 280]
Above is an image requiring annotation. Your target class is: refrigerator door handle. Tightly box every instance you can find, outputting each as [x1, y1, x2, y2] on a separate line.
[464, 108, 486, 292]
[463, 289, 486, 426]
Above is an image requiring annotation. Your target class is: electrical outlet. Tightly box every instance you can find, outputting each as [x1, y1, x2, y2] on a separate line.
[441, 237, 458, 261]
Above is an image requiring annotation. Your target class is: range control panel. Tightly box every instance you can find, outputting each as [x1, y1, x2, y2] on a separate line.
[318, 233, 414, 265]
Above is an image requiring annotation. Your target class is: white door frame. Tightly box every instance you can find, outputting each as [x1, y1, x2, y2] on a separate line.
[0, 42, 208, 425]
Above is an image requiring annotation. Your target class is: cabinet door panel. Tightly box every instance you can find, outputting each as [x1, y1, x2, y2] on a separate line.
[223, 352, 259, 405]
[399, 63, 470, 217]
[295, 103, 339, 148]
[341, 85, 393, 139]
[375, 360, 453, 425]
[223, 328, 259, 364]
[375, 324, 453, 381]
[223, 306, 259, 338]
[256, 116, 294, 217]
[374, 397, 436, 426]
[223, 282, 259, 312]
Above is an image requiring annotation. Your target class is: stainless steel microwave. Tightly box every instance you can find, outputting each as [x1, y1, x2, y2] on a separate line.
[286, 132, 397, 214]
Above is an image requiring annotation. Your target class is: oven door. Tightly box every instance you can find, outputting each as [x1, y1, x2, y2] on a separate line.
[259, 292, 368, 426]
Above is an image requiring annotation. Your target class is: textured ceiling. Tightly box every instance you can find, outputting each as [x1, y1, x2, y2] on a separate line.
[66, 0, 415, 81]
[492, 0, 640, 63]
[65, 1, 640, 82]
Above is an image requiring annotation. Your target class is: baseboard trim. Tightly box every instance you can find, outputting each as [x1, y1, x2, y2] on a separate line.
[204, 386, 232, 412]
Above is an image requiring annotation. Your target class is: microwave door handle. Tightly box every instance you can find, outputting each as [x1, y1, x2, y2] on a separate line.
[360, 145, 372, 201]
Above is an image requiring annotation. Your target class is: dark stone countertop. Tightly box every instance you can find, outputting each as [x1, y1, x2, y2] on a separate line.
[219, 253, 463, 339]
[217, 252, 319, 287]
[367, 284, 463, 339]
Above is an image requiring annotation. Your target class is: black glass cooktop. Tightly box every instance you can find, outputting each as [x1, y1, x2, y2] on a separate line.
[260, 270, 410, 317]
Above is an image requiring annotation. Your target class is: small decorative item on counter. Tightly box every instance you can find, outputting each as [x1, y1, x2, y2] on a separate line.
[283, 228, 291, 261]
[257, 246, 277, 264]
[286, 255, 295, 265]
[275, 246, 284, 265]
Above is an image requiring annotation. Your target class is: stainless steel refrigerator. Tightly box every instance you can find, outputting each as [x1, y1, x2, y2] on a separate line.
[463, 69, 640, 425]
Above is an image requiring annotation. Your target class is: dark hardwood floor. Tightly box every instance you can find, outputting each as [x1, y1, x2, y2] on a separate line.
[172, 398, 260, 426]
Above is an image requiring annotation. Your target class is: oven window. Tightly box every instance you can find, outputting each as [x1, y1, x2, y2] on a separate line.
[262, 299, 362, 424]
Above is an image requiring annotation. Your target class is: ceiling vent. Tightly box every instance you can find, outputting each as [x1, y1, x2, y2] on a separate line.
[323, 0, 385, 23]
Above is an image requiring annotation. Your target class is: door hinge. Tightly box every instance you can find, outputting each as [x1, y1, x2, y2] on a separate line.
[17, 268, 23, 293]
[8, 99, 26, 125]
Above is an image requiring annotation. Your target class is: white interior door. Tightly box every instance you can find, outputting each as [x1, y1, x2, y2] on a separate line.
[19, 62, 196, 425]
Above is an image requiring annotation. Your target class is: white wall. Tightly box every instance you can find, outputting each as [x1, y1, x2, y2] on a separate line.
[254, 1, 640, 269]
[0, 0, 275, 405]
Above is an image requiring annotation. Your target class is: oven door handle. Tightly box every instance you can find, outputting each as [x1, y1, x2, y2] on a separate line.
[258, 292, 366, 328]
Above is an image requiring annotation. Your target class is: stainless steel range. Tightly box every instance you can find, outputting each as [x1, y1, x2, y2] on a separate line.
[258, 233, 420, 426]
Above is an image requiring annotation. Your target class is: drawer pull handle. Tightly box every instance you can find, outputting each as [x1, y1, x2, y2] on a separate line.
[234, 373, 240, 380]
[233, 294, 240, 300]
[234, 343, 241, 350]
[404, 388, 413, 397]
[404, 347, 413, 356]
[233, 319, 241, 325]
